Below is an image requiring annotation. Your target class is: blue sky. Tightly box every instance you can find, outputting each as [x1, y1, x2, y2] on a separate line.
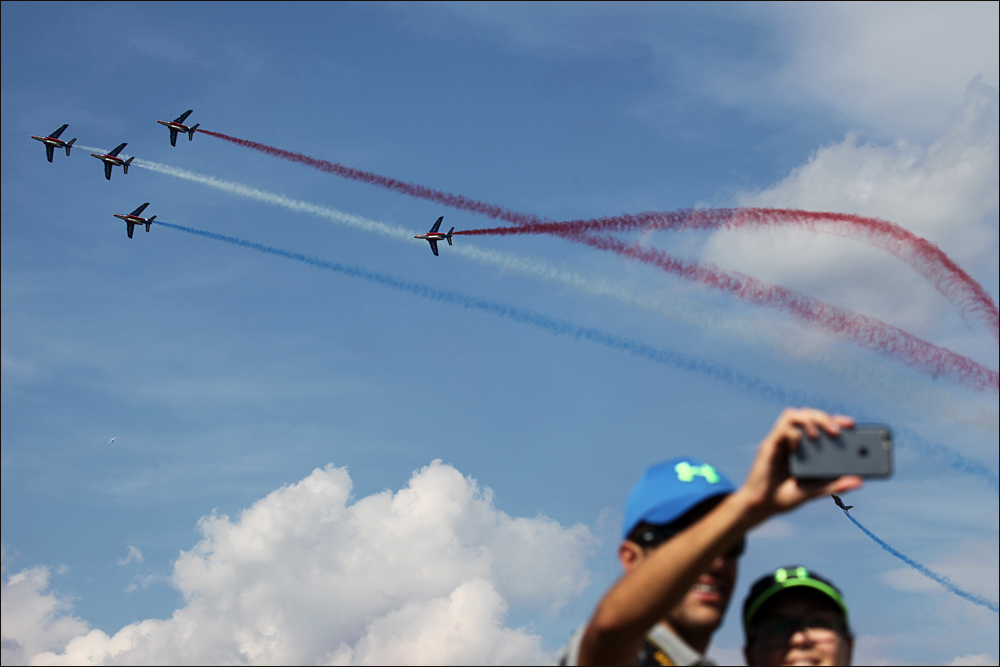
[2, 2, 997, 664]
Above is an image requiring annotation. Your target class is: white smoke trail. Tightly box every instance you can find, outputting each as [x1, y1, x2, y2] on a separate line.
[78, 146, 997, 435]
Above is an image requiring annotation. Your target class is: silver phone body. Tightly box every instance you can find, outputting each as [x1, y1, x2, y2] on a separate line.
[790, 424, 893, 479]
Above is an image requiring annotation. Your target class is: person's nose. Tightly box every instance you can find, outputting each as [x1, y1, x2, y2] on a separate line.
[787, 628, 814, 648]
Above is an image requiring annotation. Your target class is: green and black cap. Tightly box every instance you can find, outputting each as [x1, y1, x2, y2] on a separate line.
[743, 566, 849, 637]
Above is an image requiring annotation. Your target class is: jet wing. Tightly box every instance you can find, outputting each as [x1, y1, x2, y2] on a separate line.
[429, 216, 443, 234]
[428, 239, 439, 256]
[50, 124, 68, 139]
[174, 110, 193, 124]
[126, 221, 135, 238]
[108, 143, 127, 157]
[104, 162, 113, 180]
[130, 203, 150, 216]
[169, 129, 179, 146]
[45, 145, 55, 163]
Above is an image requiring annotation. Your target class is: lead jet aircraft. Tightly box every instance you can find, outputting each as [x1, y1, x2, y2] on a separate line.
[30, 124, 77, 162]
[90, 143, 134, 180]
[831, 494, 854, 511]
[156, 110, 200, 146]
[113, 202, 156, 238]
[414, 216, 455, 256]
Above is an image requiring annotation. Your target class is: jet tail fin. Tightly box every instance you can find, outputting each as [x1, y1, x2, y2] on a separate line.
[447, 227, 454, 245]
[188, 123, 200, 140]
[65, 138, 76, 156]
[123, 156, 135, 174]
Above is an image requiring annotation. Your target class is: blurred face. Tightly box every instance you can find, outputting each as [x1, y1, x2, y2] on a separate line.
[665, 552, 737, 635]
[744, 592, 853, 666]
[619, 543, 739, 651]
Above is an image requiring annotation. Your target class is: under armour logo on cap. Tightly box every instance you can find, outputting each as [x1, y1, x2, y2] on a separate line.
[674, 461, 720, 483]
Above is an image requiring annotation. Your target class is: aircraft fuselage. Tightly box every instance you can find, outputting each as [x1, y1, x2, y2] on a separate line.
[414, 232, 451, 243]
[31, 135, 70, 149]
[92, 153, 128, 167]
[157, 120, 189, 132]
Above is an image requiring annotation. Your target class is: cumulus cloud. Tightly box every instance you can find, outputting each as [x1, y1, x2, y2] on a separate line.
[760, 2, 999, 140]
[704, 79, 998, 348]
[4, 461, 593, 665]
[426, 3, 997, 141]
[0, 553, 89, 666]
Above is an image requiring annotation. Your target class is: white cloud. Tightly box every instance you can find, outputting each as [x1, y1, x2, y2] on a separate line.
[116, 546, 143, 567]
[950, 653, 999, 666]
[761, 2, 1000, 140]
[425, 3, 998, 141]
[704, 79, 998, 347]
[4, 461, 593, 666]
[0, 554, 89, 666]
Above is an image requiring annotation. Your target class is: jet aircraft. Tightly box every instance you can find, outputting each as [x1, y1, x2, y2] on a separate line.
[91, 143, 134, 180]
[113, 202, 156, 239]
[156, 110, 200, 146]
[831, 494, 854, 511]
[414, 216, 455, 256]
[30, 124, 77, 162]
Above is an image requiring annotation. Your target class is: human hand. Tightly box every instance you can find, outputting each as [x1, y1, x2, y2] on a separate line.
[738, 408, 862, 524]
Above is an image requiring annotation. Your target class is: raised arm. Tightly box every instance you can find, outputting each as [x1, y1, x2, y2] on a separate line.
[578, 408, 863, 666]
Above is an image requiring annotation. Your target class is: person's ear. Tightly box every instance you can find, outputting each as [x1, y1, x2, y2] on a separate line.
[618, 540, 645, 572]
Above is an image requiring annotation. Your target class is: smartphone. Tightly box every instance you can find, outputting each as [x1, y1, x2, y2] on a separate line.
[790, 424, 893, 479]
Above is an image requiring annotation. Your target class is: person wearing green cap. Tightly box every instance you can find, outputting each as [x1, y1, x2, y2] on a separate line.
[742, 566, 853, 666]
[559, 408, 861, 666]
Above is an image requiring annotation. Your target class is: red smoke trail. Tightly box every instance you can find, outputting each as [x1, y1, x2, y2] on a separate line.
[198, 129, 997, 389]
[569, 231, 997, 392]
[198, 129, 544, 227]
[199, 129, 997, 338]
[459, 208, 999, 339]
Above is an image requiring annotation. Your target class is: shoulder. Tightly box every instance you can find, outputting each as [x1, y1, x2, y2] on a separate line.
[646, 624, 716, 666]
[554, 624, 587, 666]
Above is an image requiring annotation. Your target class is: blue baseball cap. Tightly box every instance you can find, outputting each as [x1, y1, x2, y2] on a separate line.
[622, 457, 736, 540]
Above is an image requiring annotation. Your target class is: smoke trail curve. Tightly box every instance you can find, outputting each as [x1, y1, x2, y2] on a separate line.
[574, 232, 998, 393]
[149, 219, 1000, 494]
[843, 511, 999, 613]
[197, 130, 998, 339]
[459, 209, 999, 340]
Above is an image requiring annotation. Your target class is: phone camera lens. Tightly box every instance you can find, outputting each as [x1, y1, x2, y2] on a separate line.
[858, 446, 869, 457]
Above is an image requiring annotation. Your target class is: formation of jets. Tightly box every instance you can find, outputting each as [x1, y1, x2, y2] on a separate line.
[32, 111, 459, 250]
[31, 124, 76, 162]
[831, 494, 854, 511]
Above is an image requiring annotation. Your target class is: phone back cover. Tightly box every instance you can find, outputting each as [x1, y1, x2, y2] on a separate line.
[790, 425, 893, 478]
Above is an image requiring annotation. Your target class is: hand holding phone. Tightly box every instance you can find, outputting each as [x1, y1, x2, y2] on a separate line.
[790, 424, 893, 479]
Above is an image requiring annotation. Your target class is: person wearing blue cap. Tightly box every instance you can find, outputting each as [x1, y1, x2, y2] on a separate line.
[557, 408, 861, 666]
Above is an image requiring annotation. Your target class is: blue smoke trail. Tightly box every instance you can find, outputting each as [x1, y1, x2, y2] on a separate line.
[152, 220, 999, 493]
[893, 427, 998, 494]
[152, 220, 807, 403]
[843, 511, 999, 613]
